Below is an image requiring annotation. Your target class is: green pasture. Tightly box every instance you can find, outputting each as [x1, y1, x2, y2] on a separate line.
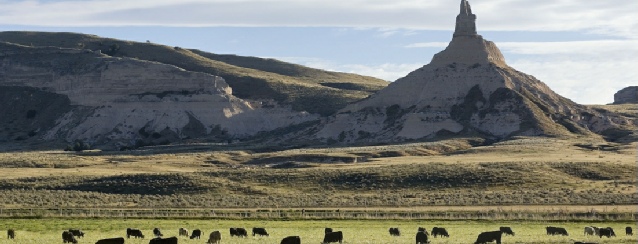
[0, 219, 635, 243]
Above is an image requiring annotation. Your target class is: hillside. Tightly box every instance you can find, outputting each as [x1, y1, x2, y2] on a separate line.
[0, 31, 388, 116]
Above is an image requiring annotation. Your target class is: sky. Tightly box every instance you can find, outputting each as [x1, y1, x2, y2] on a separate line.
[0, 0, 636, 105]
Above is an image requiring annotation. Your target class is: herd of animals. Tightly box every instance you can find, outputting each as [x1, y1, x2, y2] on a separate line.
[4, 225, 634, 243]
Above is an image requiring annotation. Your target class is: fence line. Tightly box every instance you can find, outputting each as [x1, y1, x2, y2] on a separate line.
[0, 208, 635, 221]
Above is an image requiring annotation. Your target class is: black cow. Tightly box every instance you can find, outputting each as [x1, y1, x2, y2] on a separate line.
[546, 226, 569, 236]
[431, 227, 449, 238]
[417, 227, 429, 235]
[127, 228, 145, 239]
[280, 235, 301, 244]
[626, 226, 633, 236]
[207, 231, 221, 244]
[475, 231, 502, 244]
[190, 229, 202, 239]
[389, 227, 401, 236]
[69, 229, 85, 238]
[7, 229, 15, 239]
[62, 231, 78, 244]
[323, 231, 343, 243]
[499, 227, 514, 236]
[599, 227, 615, 238]
[149, 236, 178, 244]
[95, 237, 125, 244]
[416, 231, 429, 244]
[230, 228, 248, 237]
[153, 228, 163, 238]
[253, 227, 269, 236]
[325, 228, 333, 233]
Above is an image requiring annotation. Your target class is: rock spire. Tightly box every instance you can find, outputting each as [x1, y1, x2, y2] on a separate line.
[454, 0, 478, 37]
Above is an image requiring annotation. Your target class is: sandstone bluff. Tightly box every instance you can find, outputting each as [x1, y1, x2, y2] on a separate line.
[315, 0, 635, 143]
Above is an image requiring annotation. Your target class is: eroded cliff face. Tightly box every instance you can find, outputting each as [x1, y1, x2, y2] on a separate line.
[314, 0, 635, 143]
[614, 86, 638, 104]
[0, 43, 318, 148]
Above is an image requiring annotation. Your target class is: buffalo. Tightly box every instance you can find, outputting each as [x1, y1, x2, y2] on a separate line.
[95, 237, 125, 244]
[253, 227, 269, 236]
[432, 227, 449, 238]
[190, 229, 202, 239]
[546, 226, 569, 236]
[626, 226, 633, 236]
[280, 235, 301, 244]
[599, 227, 615, 238]
[179, 228, 188, 237]
[207, 231, 221, 244]
[325, 228, 333, 234]
[415, 230, 429, 244]
[499, 227, 514, 236]
[389, 227, 400, 236]
[62, 231, 78, 244]
[474, 230, 502, 244]
[127, 228, 144, 239]
[153, 228, 163, 238]
[69, 229, 85, 238]
[323, 230, 343, 243]
[149, 236, 178, 244]
[7, 229, 15, 239]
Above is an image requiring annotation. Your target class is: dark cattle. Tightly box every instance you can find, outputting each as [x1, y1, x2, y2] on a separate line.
[179, 228, 188, 237]
[62, 231, 78, 244]
[69, 229, 85, 238]
[230, 228, 237, 237]
[573, 242, 599, 244]
[598, 227, 615, 238]
[230, 228, 247, 237]
[323, 231, 343, 243]
[431, 227, 449, 238]
[546, 226, 569, 236]
[149, 236, 178, 244]
[325, 228, 333, 234]
[153, 228, 163, 238]
[417, 227, 429, 235]
[95, 237, 125, 244]
[474, 231, 502, 244]
[499, 227, 514, 236]
[7, 229, 15, 239]
[190, 229, 202, 239]
[389, 227, 401, 236]
[415, 231, 429, 244]
[127, 228, 145, 239]
[207, 231, 221, 244]
[626, 227, 633, 236]
[584, 226, 596, 236]
[280, 235, 301, 244]
[253, 227, 269, 236]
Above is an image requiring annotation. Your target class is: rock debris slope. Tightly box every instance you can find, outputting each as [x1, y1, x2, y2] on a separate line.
[316, 0, 635, 143]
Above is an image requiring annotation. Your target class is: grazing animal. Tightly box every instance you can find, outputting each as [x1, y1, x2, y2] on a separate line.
[190, 229, 202, 239]
[598, 227, 615, 238]
[431, 227, 449, 238]
[95, 237, 125, 244]
[417, 227, 429, 235]
[62, 231, 78, 244]
[499, 227, 514, 236]
[7, 229, 15, 239]
[546, 226, 569, 236]
[573, 242, 599, 244]
[207, 231, 222, 244]
[415, 231, 429, 244]
[474, 230, 502, 244]
[69, 229, 85, 238]
[153, 228, 163, 238]
[626, 226, 633, 236]
[389, 227, 401, 236]
[325, 228, 333, 233]
[149, 236, 178, 244]
[584, 226, 596, 236]
[323, 230, 343, 243]
[126, 228, 144, 239]
[252, 227, 269, 236]
[179, 228, 188, 237]
[280, 235, 301, 244]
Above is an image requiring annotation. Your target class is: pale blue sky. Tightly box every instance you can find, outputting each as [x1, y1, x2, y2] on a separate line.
[1, 0, 636, 105]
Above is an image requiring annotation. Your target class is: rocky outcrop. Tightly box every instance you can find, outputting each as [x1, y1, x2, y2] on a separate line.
[614, 86, 638, 104]
[315, 0, 635, 143]
[0, 42, 318, 149]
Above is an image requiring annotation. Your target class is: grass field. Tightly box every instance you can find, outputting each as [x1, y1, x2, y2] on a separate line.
[0, 219, 636, 243]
